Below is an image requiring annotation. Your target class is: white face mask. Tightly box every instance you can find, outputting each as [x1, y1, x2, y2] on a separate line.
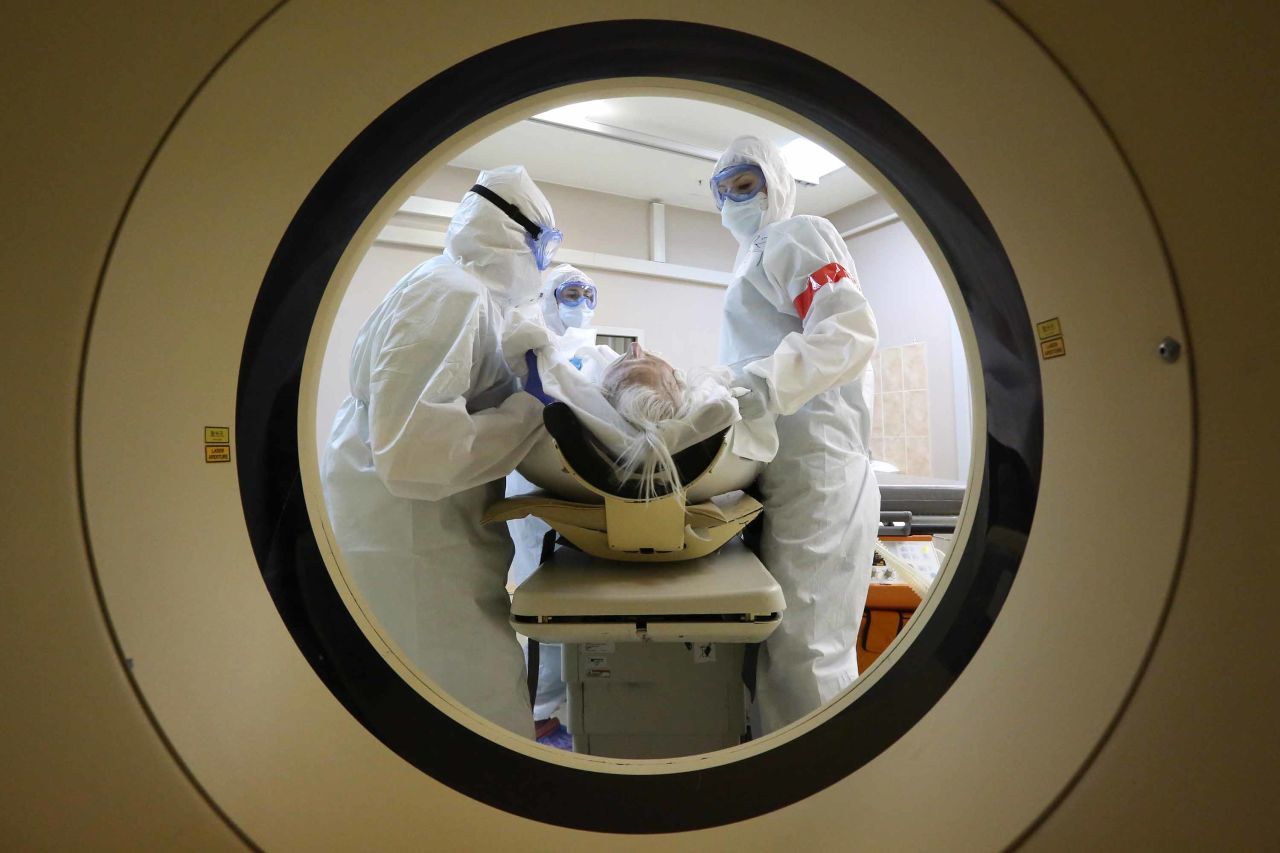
[720, 194, 768, 242]
[559, 304, 594, 329]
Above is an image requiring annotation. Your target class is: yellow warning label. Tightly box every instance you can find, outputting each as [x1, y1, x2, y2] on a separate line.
[1040, 337, 1066, 359]
[205, 445, 231, 463]
[204, 426, 230, 444]
[1036, 318, 1063, 340]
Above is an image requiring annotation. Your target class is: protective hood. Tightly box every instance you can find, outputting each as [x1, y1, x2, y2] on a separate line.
[713, 136, 797, 242]
[445, 165, 555, 307]
[540, 263, 594, 334]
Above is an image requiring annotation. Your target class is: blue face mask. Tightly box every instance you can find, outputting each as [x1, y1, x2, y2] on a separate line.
[721, 195, 768, 241]
[526, 227, 563, 271]
[559, 304, 594, 329]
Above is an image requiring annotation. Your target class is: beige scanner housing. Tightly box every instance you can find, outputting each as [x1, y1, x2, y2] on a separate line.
[19, 2, 1274, 846]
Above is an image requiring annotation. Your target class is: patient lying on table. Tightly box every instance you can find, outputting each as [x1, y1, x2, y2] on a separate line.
[599, 342, 694, 496]
[511, 313, 774, 498]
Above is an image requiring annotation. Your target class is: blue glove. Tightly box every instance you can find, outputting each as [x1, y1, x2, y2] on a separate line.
[523, 350, 556, 405]
[569, 356, 584, 370]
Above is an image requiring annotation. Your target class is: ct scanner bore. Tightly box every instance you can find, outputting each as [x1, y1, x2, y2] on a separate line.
[8, 1, 1277, 849]
[241, 21, 1036, 831]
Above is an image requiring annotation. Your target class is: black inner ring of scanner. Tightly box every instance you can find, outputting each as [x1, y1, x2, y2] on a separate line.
[239, 18, 1042, 835]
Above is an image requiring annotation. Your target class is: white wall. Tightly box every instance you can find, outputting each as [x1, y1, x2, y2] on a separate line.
[665, 202, 738, 269]
[832, 196, 972, 480]
[417, 165, 740, 265]
[584, 269, 725, 365]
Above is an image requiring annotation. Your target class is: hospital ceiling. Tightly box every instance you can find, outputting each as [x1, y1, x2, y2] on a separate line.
[444, 96, 878, 216]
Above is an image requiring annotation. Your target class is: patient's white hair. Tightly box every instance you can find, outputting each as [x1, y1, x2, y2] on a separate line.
[600, 360, 689, 499]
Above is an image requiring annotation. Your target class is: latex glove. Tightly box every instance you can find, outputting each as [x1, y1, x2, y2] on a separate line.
[730, 370, 773, 420]
[523, 350, 556, 405]
[500, 301, 553, 373]
[732, 386, 769, 420]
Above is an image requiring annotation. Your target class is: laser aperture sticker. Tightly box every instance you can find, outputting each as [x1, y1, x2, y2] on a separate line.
[1036, 318, 1066, 360]
[205, 426, 231, 462]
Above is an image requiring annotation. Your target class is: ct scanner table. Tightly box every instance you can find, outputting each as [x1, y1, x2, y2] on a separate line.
[512, 538, 785, 757]
[502, 407, 784, 759]
[508, 468, 968, 759]
[511, 538, 784, 647]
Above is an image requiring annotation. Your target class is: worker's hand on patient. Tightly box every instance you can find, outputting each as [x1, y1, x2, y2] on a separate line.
[730, 371, 772, 421]
[523, 350, 556, 405]
[732, 387, 769, 420]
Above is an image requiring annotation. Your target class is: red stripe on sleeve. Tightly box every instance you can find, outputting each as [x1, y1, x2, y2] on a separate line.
[793, 261, 850, 320]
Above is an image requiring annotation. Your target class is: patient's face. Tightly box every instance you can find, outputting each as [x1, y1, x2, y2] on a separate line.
[601, 343, 683, 422]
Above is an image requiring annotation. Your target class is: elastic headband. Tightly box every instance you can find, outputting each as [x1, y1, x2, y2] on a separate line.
[469, 184, 544, 238]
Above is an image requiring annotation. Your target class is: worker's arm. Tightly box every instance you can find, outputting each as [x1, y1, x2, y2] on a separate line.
[738, 216, 879, 416]
[366, 284, 544, 501]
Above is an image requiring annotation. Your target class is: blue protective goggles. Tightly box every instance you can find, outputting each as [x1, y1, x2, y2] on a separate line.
[555, 280, 597, 309]
[710, 163, 767, 209]
[469, 183, 563, 271]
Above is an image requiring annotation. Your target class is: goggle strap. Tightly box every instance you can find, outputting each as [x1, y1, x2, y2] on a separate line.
[469, 184, 543, 239]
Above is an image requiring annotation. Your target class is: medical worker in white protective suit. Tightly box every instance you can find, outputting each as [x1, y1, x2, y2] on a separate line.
[507, 264, 600, 581]
[505, 264, 599, 733]
[540, 264, 599, 363]
[322, 166, 562, 738]
[712, 136, 880, 733]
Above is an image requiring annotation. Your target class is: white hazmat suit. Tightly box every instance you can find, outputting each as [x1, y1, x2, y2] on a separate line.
[505, 264, 600, 590]
[506, 264, 600, 721]
[715, 136, 880, 733]
[322, 166, 554, 738]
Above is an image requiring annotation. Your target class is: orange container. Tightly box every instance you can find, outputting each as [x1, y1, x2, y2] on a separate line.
[857, 582, 922, 672]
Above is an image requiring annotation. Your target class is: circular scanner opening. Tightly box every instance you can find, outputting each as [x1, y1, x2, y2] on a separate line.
[237, 21, 1041, 833]
[314, 94, 978, 749]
